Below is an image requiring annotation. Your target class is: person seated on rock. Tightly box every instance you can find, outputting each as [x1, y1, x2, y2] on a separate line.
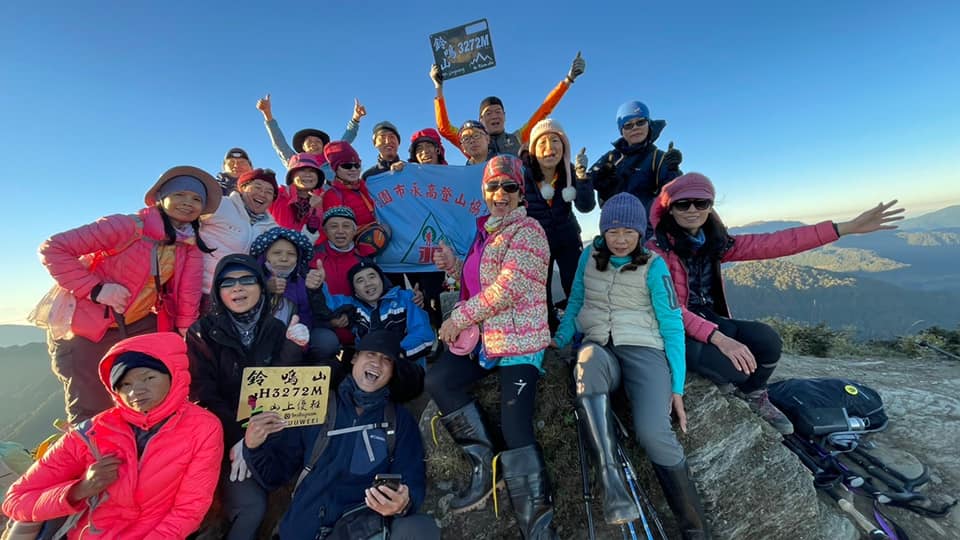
[217, 147, 254, 194]
[552, 192, 710, 538]
[242, 330, 438, 540]
[249, 226, 314, 327]
[185, 254, 311, 540]
[428, 155, 558, 539]
[255, 92, 365, 175]
[578, 100, 683, 227]
[312, 260, 435, 372]
[430, 53, 586, 157]
[3, 333, 223, 539]
[647, 173, 903, 435]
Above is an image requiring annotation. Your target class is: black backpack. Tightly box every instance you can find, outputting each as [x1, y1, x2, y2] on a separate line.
[768, 378, 888, 437]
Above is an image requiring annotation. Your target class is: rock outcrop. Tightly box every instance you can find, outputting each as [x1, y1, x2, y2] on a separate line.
[418, 348, 958, 539]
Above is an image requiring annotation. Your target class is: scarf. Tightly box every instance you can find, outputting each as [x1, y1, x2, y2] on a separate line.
[227, 296, 265, 348]
[686, 229, 707, 250]
[245, 206, 271, 225]
[340, 375, 391, 412]
[292, 196, 311, 223]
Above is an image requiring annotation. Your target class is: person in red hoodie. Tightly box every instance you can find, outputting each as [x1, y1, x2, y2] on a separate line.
[39, 166, 219, 423]
[2, 333, 223, 539]
[646, 173, 903, 434]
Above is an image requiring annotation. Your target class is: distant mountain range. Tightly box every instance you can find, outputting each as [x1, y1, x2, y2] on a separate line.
[0, 343, 63, 447]
[725, 205, 960, 336]
[0, 325, 46, 347]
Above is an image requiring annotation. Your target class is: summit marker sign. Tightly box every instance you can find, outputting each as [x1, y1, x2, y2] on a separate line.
[430, 19, 496, 80]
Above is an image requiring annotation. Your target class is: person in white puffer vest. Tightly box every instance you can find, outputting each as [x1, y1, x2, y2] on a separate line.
[551, 192, 711, 539]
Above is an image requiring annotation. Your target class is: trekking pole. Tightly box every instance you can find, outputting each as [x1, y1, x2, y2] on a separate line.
[918, 340, 960, 361]
[849, 447, 929, 491]
[573, 407, 598, 540]
[613, 415, 667, 539]
[617, 445, 654, 540]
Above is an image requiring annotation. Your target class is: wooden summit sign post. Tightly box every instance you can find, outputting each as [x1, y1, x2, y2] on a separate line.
[237, 366, 332, 427]
[430, 19, 496, 81]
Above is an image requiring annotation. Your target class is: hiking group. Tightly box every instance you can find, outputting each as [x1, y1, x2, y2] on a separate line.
[2, 52, 905, 540]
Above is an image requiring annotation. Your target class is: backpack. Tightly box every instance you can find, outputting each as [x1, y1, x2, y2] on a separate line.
[768, 378, 888, 437]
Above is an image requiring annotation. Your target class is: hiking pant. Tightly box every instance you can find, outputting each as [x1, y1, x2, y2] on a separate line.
[385, 271, 446, 330]
[389, 514, 441, 539]
[546, 240, 582, 327]
[49, 314, 157, 424]
[425, 350, 541, 449]
[222, 471, 268, 540]
[575, 341, 685, 466]
[685, 307, 782, 394]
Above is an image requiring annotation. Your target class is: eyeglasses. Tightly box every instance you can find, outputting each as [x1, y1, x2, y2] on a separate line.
[484, 181, 521, 194]
[622, 119, 649, 130]
[339, 163, 361, 170]
[219, 275, 259, 288]
[670, 199, 713, 211]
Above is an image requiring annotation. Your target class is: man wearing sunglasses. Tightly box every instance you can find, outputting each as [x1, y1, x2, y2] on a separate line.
[578, 101, 684, 234]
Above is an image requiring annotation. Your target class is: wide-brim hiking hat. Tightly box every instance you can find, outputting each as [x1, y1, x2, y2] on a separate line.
[292, 129, 330, 152]
[285, 153, 326, 185]
[145, 166, 221, 215]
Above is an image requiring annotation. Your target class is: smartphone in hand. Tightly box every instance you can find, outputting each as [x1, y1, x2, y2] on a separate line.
[373, 473, 402, 492]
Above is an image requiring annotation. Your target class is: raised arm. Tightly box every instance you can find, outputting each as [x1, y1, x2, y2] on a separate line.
[257, 93, 295, 167]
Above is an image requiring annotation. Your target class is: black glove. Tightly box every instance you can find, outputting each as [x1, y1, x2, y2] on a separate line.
[662, 148, 683, 171]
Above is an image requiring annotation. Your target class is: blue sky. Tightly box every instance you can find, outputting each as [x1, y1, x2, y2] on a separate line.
[2, 1, 958, 323]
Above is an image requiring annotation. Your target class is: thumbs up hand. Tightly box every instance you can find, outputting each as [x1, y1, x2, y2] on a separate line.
[256, 93, 273, 121]
[285, 315, 310, 347]
[305, 267, 325, 290]
[567, 51, 586, 83]
[412, 282, 424, 308]
[433, 240, 457, 274]
[575, 147, 589, 179]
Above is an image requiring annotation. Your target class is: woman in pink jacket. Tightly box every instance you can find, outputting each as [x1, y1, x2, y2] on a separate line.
[39, 166, 219, 423]
[428, 155, 558, 539]
[646, 173, 902, 434]
[2, 333, 223, 539]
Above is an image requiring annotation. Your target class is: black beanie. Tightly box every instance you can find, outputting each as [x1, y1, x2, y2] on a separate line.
[479, 96, 504, 116]
[347, 260, 392, 295]
[110, 351, 170, 389]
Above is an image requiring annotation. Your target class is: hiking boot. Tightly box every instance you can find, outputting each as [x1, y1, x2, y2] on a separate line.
[500, 444, 558, 539]
[439, 401, 498, 512]
[652, 459, 712, 540]
[575, 394, 640, 525]
[739, 388, 794, 435]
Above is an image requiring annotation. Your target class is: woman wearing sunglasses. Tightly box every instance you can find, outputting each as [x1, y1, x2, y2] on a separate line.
[648, 173, 903, 434]
[186, 254, 309, 540]
[578, 101, 683, 233]
[428, 155, 558, 539]
[319, 141, 377, 230]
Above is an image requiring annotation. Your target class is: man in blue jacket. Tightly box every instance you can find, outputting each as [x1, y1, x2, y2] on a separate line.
[243, 330, 438, 540]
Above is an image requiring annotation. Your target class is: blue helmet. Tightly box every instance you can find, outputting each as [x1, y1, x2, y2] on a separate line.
[616, 101, 650, 131]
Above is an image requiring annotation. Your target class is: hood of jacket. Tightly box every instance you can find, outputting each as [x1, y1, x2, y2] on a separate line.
[98, 332, 190, 429]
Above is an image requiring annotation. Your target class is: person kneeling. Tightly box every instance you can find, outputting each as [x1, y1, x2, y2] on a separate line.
[242, 330, 439, 540]
[553, 193, 710, 539]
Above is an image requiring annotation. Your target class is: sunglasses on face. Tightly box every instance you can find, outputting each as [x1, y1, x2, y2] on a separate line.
[670, 199, 713, 211]
[622, 119, 649, 130]
[219, 275, 259, 288]
[339, 163, 361, 170]
[484, 181, 521, 194]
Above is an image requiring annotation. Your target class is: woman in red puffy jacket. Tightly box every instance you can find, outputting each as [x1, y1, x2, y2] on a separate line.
[2, 333, 223, 539]
[38, 167, 219, 423]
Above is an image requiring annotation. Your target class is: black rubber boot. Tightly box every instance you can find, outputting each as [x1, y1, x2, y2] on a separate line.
[576, 394, 641, 525]
[440, 401, 498, 512]
[652, 459, 712, 540]
[500, 444, 558, 540]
